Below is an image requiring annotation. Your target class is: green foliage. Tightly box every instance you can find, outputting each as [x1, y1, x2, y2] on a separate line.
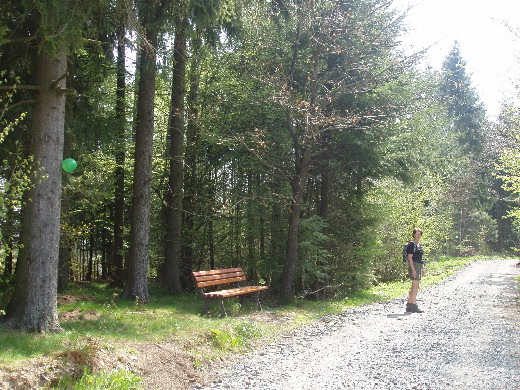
[55, 369, 143, 390]
[0, 73, 26, 144]
[297, 216, 331, 287]
[438, 42, 498, 256]
[26, 0, 112, 55]
[441, 42, 487, 153]
[360, 66, 460, 281]
[458, 210, 498, 255]
[0, 274, 14, 312]
[493, 104, 520, 249]
[495, 105, 520, 202]
[0, 72, 34, 277]
[210, 320, 262, 351]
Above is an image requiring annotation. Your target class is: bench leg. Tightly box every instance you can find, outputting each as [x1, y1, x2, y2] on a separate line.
[219, 299, 227, 317]
[201, 298, 210, 316]
[255, 293, 263, 311]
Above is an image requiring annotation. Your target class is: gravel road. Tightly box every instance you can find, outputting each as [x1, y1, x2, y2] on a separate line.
[195, 259, 520, 390]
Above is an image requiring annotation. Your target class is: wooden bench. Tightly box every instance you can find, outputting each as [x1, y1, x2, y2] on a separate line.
[192, 267, 269, 317]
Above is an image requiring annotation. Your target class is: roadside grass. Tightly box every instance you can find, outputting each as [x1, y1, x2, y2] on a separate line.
[54, 369, 142, 390]
[0, 255, 491, 387]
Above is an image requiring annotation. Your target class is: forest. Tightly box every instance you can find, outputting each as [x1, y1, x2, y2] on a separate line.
[1, 0, 520, 333]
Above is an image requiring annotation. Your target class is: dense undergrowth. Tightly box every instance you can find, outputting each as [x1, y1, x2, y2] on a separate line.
[0, 256, 496, 388]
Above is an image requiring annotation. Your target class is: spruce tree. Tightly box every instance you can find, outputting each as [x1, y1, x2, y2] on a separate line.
[440, 42, 486, 153]
[440, 42, 495, 254]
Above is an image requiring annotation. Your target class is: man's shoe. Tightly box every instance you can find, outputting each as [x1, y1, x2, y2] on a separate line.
[411, 303, 424, 313]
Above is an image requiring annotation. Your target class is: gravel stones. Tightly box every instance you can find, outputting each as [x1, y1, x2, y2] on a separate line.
[196, 259, 520, 390]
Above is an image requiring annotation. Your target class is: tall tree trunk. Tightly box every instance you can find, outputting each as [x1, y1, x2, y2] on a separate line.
[281, 171, 305, 301]
[183, 33, 202, 285]
[163, 24, 187, 294]
[269, 179, 285, 290]
[58, 130, 73, 292]
[258, 174, 266, 270]
[6, 47, 67, 332]
[58, 68, 75, 292]
[209, 174, 216, 270]
[86, 233, 94, 281]
[281, 18, 306, 301]
[122, 13, 158, 302]
[112, 20, 127, 287]
[246, 172, 255, 274]
[318, 131, 331, 220]
[281, 107, 314, 300]
[281, 113, 317, 299]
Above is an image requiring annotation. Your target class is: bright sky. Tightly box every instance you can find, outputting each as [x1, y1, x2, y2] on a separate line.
[392, 0, 520, 119]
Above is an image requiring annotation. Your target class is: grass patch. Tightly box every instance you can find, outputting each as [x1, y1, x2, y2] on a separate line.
[0, 255, 482, 387]
[55, 369, 142, 390]
[0, 330, 68, 365]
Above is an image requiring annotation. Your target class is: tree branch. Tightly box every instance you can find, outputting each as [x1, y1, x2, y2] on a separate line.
[6, 100, 36, 110]
[51, 73, 68, 90]
[1, 36, 38, 45]
[0, 85, 41, 91]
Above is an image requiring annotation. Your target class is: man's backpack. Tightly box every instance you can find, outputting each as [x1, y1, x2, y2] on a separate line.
[402, 241, 416, 263]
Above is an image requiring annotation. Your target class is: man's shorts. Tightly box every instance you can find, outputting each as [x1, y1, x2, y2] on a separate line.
[408, 261, 423, 280]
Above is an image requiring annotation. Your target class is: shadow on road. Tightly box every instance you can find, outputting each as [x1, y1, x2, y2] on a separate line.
[386, 312, 413, 318]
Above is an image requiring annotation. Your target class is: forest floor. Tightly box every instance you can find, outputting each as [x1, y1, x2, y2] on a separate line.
[1, 258, 519, 389]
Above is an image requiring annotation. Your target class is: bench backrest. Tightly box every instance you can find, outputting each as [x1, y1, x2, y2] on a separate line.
[192, 267, 247, 289]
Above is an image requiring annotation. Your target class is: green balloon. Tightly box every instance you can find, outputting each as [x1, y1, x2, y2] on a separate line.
[62, 158, 77, 173]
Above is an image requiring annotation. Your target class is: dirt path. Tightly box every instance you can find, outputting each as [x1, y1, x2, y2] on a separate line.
[195, 259, 520, 390]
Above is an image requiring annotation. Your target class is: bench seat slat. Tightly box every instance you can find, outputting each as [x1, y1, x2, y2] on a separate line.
[194, 271, 245, 283]
[194, 272, 244, 281]
[196, 276, 247, 288]
[203, 285, 269, 299]
[192, 268, 243, 277]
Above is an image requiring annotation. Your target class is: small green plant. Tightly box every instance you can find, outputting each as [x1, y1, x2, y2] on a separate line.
[209, 321, 263, 351]
[234, 321, 261, 340]
[55, 369, 143, 390]
[210, 329, 240, 350]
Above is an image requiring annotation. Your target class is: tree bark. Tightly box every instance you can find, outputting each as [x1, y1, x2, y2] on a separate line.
[163, 24, 187, 294]
[58, 62, 75, 292]
[112, 19, 127, 287]
[122, 10, 158, 302]
[280, 107, 313, 301]
[183, 33, 202, 287]
[6, 46, 67, 332]
[318, 131, 331, 220]
[58, 120, 74, 292]
[281, 173, 305, 301]
[281, 17, 307, 301]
